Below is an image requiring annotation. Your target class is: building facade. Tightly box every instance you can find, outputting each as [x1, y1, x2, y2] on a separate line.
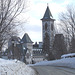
[2, 5, 67, 62]
[41, 5, 55, 54]
[21, 33, 33, 64]
[32, 42, 43, 63]
[7, 36, 26, 62]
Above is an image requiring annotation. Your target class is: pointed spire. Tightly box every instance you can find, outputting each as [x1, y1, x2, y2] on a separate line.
[21, 33, 33, 43]
[47, 3, 49, 7]
[42, 4, 53, 20]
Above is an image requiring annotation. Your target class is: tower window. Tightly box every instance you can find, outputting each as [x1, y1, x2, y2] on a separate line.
[45, 23, 47, 30]
[51, 24, 54, 31]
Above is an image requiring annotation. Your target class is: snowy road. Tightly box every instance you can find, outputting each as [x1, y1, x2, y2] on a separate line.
[32, 66, 75, 75]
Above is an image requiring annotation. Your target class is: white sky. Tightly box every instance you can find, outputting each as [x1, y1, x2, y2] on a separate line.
[18, 0, 75, 43]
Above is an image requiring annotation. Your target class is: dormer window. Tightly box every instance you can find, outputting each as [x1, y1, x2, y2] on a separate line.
[45, 23, 47, 30]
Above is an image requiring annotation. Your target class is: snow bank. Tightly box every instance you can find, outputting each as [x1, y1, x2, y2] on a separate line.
[33, 58, 75, 69]
[0, 59, 36, 75]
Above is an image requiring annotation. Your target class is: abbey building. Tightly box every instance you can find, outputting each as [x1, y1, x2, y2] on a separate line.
[41, 5, 55, 51]
[41, 5, 67, 60]
[2, 5, 67, 64]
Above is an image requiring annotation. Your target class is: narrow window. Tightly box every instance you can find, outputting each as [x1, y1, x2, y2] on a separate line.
[45, 23, 47, 30]
[51, 24, 54, 31]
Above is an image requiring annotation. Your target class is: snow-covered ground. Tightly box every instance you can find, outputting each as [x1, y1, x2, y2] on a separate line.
[32, 58, 75, 69]
[0, 55, 75, 75]
[0, 58, 36, 75]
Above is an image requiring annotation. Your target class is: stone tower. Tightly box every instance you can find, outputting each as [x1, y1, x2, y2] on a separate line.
[41, 5, 55, 51]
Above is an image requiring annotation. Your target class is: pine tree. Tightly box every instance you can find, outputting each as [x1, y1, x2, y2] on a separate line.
[70, 37, 75, 53]
[53, 34, 67, 59]
[42, 33, 55, 60]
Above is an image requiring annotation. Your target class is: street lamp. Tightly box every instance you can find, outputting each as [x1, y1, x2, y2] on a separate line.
[11, 39, 15, 59]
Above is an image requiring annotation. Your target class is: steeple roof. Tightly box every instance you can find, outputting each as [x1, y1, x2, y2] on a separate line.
[21, 33, 33, 43]
[41, 5, 54, 20]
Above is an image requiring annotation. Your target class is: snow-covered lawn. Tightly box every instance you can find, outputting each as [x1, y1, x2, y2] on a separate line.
[33, 58, 75, 69]
[0, 58, 36, 75]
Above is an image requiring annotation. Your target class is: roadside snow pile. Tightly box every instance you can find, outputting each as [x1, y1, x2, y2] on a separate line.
[34, 58, 75, 69]
[0, 58, 36, 75]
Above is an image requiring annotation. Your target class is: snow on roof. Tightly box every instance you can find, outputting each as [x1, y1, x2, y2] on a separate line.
[61, 53, 75, 58]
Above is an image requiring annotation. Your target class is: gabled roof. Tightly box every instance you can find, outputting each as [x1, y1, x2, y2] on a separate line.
[41, 6, 55, 20]
[21, 33, 33, 43]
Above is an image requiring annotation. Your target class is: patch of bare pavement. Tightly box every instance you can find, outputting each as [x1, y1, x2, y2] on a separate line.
[31, 66, 75, 75]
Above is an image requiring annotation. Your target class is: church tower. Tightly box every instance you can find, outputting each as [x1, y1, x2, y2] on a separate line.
[41, 5, 55, 52]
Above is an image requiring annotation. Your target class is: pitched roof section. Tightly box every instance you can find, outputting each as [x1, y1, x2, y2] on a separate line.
[41, 6, 54, 20]
[21, 33, 33, 43]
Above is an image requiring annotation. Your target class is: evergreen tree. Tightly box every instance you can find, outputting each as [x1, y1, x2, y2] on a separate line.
[70, 37, 75, 53]
[42, 33, 55, 60]
[53, 34, 67, 59]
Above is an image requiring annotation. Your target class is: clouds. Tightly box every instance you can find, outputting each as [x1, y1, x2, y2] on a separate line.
[32, 0, 52, 4]
[19, 0, 75, 43]
[29, 0, 68, 19]
[24, 16, 42, 42]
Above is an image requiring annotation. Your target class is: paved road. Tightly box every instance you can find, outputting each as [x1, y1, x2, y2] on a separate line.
[32, 66, 75, 75]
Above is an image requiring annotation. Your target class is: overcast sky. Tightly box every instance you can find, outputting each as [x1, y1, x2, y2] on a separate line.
[18, 0, 75, 43]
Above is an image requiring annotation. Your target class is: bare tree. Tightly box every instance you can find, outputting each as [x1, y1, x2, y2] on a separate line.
[0, 0, 27, 51]
[58, 5, 75, 52]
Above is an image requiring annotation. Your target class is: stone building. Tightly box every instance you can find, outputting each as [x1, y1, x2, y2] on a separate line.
[41, 5, 67, 60]
[32, 42, 43, 63]
[21, 33, 33, 64]
[2, 5, 67, 62]
[41, 5, 55, 60]
[8, 36, 26, 62]
[41, 5, 55, 51]
[3, 33, 33, 63]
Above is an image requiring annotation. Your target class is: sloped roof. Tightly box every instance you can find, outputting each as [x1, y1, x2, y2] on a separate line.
[9, 36, 21, 43]
[21, 33, 33, 43]
[41, 6, 54, 20]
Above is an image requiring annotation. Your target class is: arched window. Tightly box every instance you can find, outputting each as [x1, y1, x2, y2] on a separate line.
[45, 33, 48, 37]
[45, 23, 47, 30]
[51, 24, 54, 31]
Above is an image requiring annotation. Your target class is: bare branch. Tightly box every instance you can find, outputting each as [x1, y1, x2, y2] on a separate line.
[0, 0, 28, 51]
